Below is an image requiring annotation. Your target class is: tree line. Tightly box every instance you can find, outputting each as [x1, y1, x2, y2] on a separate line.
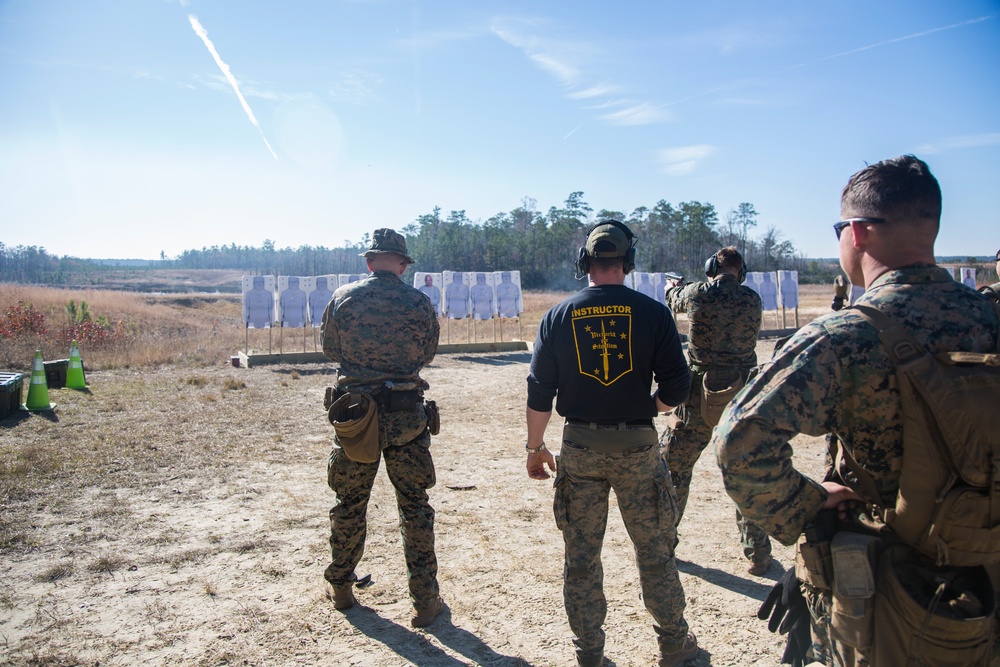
[0, 243, 105, 285]
[401, 193, 805, 290]
[3, 193, 840, 290]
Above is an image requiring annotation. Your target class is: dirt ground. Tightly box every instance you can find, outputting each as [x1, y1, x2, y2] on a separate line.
[0, 334, 829, 667]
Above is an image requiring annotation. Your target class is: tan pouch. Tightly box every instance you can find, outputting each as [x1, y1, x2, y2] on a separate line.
[700, 368, 744, 427]
[873, 544, 994, 666]
[829, 531, 882, 651]
[796, 539, 834, 592]
[328, 392, 380, 463]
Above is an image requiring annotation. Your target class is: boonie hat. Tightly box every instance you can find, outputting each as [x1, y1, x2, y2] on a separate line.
[585, 222, 632, 258]
[360, 228, 415, 265]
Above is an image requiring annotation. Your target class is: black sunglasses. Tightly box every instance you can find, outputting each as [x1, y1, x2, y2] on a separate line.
[833, 217, 886, 240]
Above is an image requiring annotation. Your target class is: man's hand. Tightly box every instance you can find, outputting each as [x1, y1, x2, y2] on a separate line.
[833, 275, 849, 299]
[831, 276, 849, 311]
[820, 481, 864, 521]
[527, 448, 557, 480]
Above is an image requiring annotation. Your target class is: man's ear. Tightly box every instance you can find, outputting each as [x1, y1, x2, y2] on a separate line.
[850, 220, 870, 249]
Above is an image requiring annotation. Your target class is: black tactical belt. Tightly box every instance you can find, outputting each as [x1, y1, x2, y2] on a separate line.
[333, 385, 423, 413]
[566, 418, 653, 429]
[379, 389, 422, 413]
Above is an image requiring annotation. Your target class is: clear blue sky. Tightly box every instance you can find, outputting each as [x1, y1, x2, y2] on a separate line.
[1, 1, 997, 262]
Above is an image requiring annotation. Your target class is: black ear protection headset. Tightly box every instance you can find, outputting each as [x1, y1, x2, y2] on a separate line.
[577, 220, 638, 276]
[705, 251, 748, 283]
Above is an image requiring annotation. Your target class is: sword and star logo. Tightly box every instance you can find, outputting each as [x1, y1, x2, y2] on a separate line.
[571, 305, 633, 385]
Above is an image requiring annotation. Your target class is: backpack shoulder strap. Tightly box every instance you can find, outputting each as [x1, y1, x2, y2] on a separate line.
[851, 304, 925, 365]
[827, 304, 921, 515]
[850, 303, 971, 472]
[829, 433, 885, 512]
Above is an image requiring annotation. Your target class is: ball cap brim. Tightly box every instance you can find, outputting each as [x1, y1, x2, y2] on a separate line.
[359, 228, 416, 265]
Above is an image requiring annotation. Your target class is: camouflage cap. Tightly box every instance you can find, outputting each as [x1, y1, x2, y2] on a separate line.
[585, 221, 632, 257]
[360, 228, 415, 265]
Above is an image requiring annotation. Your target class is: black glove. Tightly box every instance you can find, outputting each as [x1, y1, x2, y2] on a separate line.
[757, 566, 811, 667]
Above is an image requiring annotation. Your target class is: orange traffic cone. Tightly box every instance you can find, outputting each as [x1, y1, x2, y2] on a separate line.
[22, 350, 56, 411]
[66, 340, 87, 389]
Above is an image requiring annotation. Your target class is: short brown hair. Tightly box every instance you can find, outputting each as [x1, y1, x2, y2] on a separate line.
[841, 155, 941, 229]
[716, 246, 744, 272]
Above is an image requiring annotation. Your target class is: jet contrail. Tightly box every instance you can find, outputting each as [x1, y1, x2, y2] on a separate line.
[563, 122, 584, 140]
[188, 14, 279, 161]
[660, 14, 997, 109]
[805, 15, 995, 66]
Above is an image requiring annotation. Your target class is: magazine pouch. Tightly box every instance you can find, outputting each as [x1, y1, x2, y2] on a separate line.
[829, 531, 882, 651]
[796, 538, 834, 592]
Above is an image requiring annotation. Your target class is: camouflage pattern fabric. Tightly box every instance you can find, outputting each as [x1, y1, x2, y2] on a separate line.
[803, 584, 861, 667]
[659, 372, 770, 560]
[662, 273, 770, 561]
[664, 273, 761, 368]
[713, 265, 1000, 666]
[321, 270, 439, 392]
[713, 266, 999, 542]
[325, 428, 438, 609]
[553, 434, 689, 657]
[321, 269, 440, 609]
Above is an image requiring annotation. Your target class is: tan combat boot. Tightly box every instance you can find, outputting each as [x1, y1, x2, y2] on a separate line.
[411, 596, 445, 628]
[324, 581, 355, 610]
[748, 554, 773, 576]
[658, 632, 698, 667]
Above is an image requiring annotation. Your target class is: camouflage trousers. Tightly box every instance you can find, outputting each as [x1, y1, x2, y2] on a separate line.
[803, 585, 861, 667]
[659, 369, 771, 563]
[553, 432, 690, 656]
[324, 412, 438, 610]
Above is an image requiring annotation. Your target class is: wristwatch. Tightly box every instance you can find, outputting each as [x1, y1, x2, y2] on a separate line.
[525, 441, 547, 454]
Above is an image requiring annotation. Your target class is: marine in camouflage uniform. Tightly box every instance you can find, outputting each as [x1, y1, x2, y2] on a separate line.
[320, 228, 444, 627]
[713, 156, 1000, 666]
[978, 248, 1000, 304]
[661, 246, 772, 573]
[525, 221, 698, 667]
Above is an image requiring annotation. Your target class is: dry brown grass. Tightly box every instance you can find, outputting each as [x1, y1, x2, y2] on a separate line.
[0, 284, 245, 371]
[1, 282, 834, 374]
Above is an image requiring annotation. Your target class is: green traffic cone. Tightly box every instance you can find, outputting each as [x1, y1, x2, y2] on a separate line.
[22, 350, 56, 411]
[66, 340, 86, 389]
